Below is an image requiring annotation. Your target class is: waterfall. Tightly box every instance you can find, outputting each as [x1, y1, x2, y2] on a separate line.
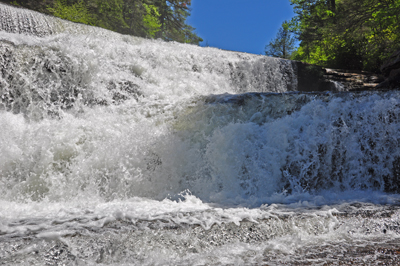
[0, 3, 56, 36]
[1, 1, 400, 203]
[1, 3, 398, 203]
[1, 3, 400, 265]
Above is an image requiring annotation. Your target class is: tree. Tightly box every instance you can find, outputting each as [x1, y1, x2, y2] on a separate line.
[289, 0, 400, 72]
[47, 0, 94, 25]
[265, 21, 296, 59]
[142, 3, 161, 38]
[6, 0, 202, 45]
[94, 0, 130, 32]
[153, 0, 202, 44]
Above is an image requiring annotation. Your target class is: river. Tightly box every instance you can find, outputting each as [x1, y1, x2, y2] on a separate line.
[1, 3, 400, 265]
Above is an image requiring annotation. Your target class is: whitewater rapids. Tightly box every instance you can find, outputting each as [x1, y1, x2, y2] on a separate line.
[1, 3, 400, 265]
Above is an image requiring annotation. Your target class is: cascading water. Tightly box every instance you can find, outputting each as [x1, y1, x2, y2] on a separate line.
[1, 3, 400, 265]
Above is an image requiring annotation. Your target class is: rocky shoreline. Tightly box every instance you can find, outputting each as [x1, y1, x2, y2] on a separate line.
[295, 49, 400, 92]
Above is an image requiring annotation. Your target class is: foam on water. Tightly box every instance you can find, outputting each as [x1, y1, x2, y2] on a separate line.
[1, 3, 400, 265]
[0, 7, 298, 205]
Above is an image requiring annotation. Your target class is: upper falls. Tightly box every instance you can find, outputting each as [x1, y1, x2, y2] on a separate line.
[0, 3, 399, 205]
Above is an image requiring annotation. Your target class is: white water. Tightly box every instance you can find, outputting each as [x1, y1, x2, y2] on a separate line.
[1, 4, 400, 265]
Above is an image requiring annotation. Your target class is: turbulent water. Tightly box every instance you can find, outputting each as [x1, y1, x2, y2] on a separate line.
[1, 3, 400, 265]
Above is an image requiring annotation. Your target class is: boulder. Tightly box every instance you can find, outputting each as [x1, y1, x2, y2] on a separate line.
[381, 50, 400, 77]
[377, 50, 400, 89]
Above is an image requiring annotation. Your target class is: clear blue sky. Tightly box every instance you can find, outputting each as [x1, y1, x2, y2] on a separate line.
[187, 0, 296, 55]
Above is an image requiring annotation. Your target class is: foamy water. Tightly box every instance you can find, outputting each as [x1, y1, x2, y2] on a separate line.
[1, 3, 400, 265]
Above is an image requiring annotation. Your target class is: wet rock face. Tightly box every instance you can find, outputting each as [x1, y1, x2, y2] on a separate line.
[295, 62, 326, 92]
[323, 68, 384, 91]
[381, 50, 400, 77]
[378, 50, 400, 89]
[295, 62, 383, 92]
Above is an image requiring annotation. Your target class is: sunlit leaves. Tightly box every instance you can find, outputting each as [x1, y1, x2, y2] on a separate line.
[143, 4, 161, 38]
[35, 0, 201, 44]
[289, 0, 400, 71]
[47, 0, 94, 25]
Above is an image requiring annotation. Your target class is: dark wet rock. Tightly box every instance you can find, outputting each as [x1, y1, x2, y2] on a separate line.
[377, 75, 400, 90]
[381, 50, 400, 77]
[294, 62, 384, 92]
[377, 50, 400, 89]
[295, 62, 326, 92]
[385, 157, 400, 193]
[323, 68, 384, 91]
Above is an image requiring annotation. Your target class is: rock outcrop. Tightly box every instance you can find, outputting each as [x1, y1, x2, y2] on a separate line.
[323, 68, 384, 91]
[377, 50, 400, 89]
[295, 61, 384, 92]
[295, 62, 329, 92]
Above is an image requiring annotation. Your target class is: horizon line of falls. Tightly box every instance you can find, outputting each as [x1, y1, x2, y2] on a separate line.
[2, 3, 400, 265]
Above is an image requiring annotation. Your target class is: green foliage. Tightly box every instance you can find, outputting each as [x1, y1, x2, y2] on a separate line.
[153, 0, 202, 44]
[265, 21, 296, 59]
[143, 4, 161, 38]
[47, 0, 94, 25]
[95, 0, 132, 33]
[9, 0, 202, 45]
[289, 0, 400, 72]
